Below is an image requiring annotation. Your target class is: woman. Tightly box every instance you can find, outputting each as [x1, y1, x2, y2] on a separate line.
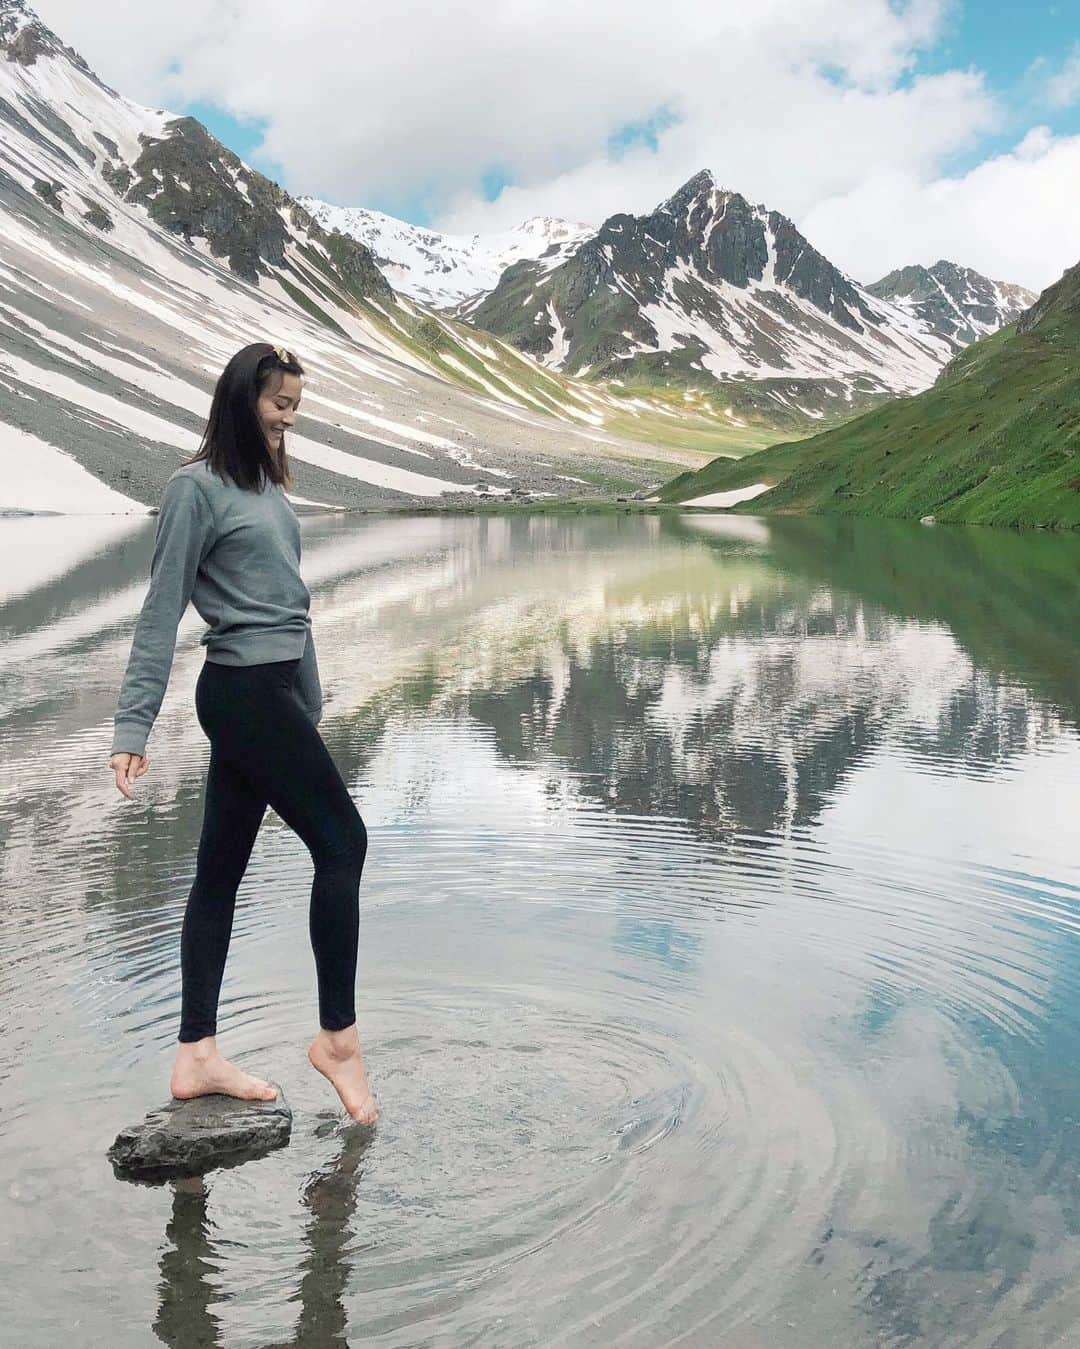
[108, 342, 377, 1127]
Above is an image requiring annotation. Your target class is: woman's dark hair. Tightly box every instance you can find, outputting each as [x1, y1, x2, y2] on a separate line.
[183, 342, 305, 491]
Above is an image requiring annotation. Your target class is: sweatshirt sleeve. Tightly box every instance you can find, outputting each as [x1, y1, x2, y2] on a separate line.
[294, 622, 323, 726]
[110, 476, 215, 758]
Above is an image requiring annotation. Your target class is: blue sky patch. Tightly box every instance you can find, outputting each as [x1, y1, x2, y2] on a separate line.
[608, 104, 683, 160]
[917, 0, 1080, 165]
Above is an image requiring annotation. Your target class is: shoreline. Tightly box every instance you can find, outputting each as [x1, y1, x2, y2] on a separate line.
[4, 498, 1078, 531]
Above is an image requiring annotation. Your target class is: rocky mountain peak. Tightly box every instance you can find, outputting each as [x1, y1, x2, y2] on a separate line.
[654, 170, 734, 229]
[0, 0, 97, 79]
[301, 198, 592, 309]
[0, 0, 37, 24]
[122, 117, 392, 297]
[662, 168, 718, 208]
[594, 172, 870, 330]
[868, 258, 1037, 347]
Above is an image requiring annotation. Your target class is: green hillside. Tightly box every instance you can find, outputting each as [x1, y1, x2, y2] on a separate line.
[658, 260, 1080, 528]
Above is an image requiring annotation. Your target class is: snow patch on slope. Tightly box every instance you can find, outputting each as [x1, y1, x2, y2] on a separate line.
[0, 422, 143, 513]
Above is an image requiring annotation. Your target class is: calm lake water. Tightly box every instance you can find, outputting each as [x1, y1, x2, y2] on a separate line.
[1, 509, 1079, 1348]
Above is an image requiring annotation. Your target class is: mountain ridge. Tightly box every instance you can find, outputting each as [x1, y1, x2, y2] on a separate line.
[0, 0, 1055, 516]
[657, 258, 1080, 527]
[299, 170, 1033, 438]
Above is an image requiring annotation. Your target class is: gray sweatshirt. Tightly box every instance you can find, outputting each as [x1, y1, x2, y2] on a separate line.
[111, 460, 322, 758]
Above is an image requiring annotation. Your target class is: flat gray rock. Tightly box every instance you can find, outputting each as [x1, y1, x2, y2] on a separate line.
[108, 1083, 291, 1183]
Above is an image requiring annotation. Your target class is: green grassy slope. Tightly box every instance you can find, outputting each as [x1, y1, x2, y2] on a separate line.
[658, 261, 1080, 527]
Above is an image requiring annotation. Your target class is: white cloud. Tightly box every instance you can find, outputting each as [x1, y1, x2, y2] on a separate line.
[1046, 44, 1080, 109]
[30, 0, 1078, 290]
[434, 68, 994, 237]
[801, 128, 1080, 290]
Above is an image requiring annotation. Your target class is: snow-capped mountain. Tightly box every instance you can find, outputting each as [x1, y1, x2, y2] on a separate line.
[0, 0, 725, 514]
[866, 261, 1037, 348]
[298, 198, 591, 310]
[462, 170, 1017, 423]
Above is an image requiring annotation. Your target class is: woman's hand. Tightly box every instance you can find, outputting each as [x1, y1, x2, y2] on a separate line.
[109, 751, 149, 800]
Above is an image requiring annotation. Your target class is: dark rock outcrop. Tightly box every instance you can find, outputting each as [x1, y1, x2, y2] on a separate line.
[1016, 259, 1080, 336]
[93, 131, 120, 159]
[126, 116, 291, 283]
[82, 198, 113, 231]
[31, 176, 62, 210]
[100, 157, 132, 195]
[116, 116, 393, 301]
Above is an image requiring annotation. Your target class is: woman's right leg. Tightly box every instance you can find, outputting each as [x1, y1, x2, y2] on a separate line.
[171, 701, 280, 1100]
[171, 662, 279, 1101]
[178, 745, 268, 1043]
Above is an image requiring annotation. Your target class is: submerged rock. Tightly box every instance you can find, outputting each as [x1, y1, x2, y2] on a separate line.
[108, 1084, 291, 1183]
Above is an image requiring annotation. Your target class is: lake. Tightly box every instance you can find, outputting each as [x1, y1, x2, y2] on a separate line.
[1, 509, 1079, 1347]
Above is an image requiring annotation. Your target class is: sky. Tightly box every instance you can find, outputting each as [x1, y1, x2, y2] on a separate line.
[32, 0, 1080, 291]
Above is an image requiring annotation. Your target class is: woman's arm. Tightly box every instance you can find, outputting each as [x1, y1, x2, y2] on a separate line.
[294, 622, 323, 726]
[110, 476, 214, 758]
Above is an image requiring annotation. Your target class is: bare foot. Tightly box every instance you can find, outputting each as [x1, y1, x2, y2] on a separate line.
[170, 1036, 278, 1103]
[308, 1026, 378, 1126]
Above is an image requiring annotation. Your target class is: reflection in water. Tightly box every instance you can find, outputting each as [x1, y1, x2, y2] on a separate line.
[288, 1126, 371, 1349]
[759, 514, 1080, 731]
[155, 1177, 220, 1348]
[0, 511, 1078, 1346]
[153, 1125, 371, 1349]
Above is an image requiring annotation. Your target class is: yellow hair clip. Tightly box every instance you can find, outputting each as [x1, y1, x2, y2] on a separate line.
[272, 344, 294, 363]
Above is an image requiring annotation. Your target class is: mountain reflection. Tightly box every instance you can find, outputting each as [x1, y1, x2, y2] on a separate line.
[437, 515, 1075, 841]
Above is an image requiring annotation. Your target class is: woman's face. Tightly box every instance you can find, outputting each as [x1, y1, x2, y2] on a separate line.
[257, 371, 303, 450]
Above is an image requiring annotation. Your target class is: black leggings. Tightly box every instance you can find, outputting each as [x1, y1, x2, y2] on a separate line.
[179, 657, 368, 1043]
